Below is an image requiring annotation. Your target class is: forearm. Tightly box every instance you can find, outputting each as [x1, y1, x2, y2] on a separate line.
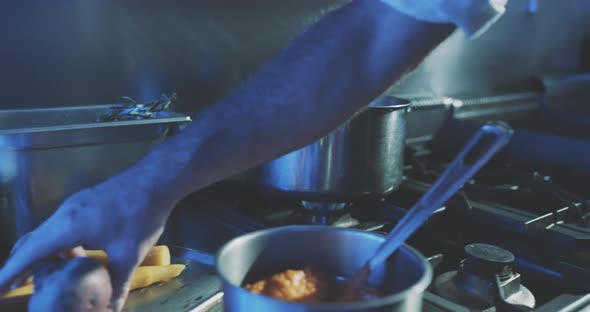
[127, 0, 455, 206]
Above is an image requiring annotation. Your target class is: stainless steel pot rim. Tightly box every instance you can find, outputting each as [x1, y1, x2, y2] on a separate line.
[216, 225, 433, 310]
[366, 96, 411, 110]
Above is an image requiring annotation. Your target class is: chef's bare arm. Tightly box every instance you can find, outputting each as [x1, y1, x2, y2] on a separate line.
[130, 0, 458, 204]
[0, 1, 508, 311]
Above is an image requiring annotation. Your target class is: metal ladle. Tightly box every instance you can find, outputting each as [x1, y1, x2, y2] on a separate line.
[349, 122, 514, 294]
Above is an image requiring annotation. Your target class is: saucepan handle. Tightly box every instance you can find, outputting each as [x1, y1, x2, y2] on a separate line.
[420, 121, 514, 208]
[367, 122, 513, 270]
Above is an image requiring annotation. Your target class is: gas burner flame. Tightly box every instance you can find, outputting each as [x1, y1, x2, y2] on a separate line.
[300, 201, 348, 212]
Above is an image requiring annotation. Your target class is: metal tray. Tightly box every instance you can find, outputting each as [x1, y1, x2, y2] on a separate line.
[0, 104, 191, 149]
[0, 104, 191, 244]
[123, 246, 222, 312]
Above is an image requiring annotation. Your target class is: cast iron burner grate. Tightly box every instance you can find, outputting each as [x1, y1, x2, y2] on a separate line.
[404, 147, 590, 230]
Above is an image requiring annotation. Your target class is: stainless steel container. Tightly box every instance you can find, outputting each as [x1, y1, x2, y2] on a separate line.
[257, 96, 410, 201]
[216, 226, 432, 312]
[0, 104, 191, 244]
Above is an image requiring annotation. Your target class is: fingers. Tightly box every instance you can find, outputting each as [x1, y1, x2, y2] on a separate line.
[62, 246, 87, 259]
[107, 248, 139, 312]
[0, 220, 76, 293]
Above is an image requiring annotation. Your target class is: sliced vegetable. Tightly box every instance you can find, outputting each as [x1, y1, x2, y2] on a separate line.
[129, 264, 186, 290]
[140, 245, 172, 266]
[85, 245, 171, 267]
[3, 264, 186, 298]
[2, 285, 34, 298]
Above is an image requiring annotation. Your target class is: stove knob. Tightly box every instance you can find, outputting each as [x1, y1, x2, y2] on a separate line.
[462, 243, 515, 280]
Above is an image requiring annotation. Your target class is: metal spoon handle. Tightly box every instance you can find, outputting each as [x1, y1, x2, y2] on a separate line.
[367, 122, 514, 270]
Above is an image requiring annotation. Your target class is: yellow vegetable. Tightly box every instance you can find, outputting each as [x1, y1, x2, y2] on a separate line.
[15, 245, 171, 288]
[83, 250, 109, 267]
[85, 245, 171, 267]
[2, 264, 186, 298]
[129, 264, 186, 291]
[2, 284, 34, 298]
[141, 245, 172, 266]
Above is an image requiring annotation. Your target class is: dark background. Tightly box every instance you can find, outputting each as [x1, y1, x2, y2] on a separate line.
[0, 0, 589, 114]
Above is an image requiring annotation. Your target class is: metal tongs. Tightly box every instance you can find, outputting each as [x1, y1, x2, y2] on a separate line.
[351, 122, 514, 290]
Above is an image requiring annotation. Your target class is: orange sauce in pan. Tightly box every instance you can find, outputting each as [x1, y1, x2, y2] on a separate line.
[243, 267, 383, 303]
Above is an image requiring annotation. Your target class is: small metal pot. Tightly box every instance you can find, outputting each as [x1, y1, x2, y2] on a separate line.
[216, 226, 432, 312]
[256, 96, 411, 201]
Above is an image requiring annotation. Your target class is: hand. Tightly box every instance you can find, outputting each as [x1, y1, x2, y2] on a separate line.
[0, 170, 175, 312]
[380, 0, 508, 38]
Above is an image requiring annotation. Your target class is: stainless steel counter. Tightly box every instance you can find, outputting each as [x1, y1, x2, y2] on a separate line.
[0, 104, 190, 244]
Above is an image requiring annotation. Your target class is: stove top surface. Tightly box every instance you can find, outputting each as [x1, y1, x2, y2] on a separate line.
[147, 95, 590, 311]
[161, 109, 590, 311]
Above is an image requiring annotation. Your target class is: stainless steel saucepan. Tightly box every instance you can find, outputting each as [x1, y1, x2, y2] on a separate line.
[216, 226, 431, 312]
[256, 96, 411, 201]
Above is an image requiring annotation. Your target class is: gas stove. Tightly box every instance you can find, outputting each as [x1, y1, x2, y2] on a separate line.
[161, 92, 590, 311]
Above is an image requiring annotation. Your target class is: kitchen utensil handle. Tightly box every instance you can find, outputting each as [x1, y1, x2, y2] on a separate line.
[367, 122, 513, 270]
